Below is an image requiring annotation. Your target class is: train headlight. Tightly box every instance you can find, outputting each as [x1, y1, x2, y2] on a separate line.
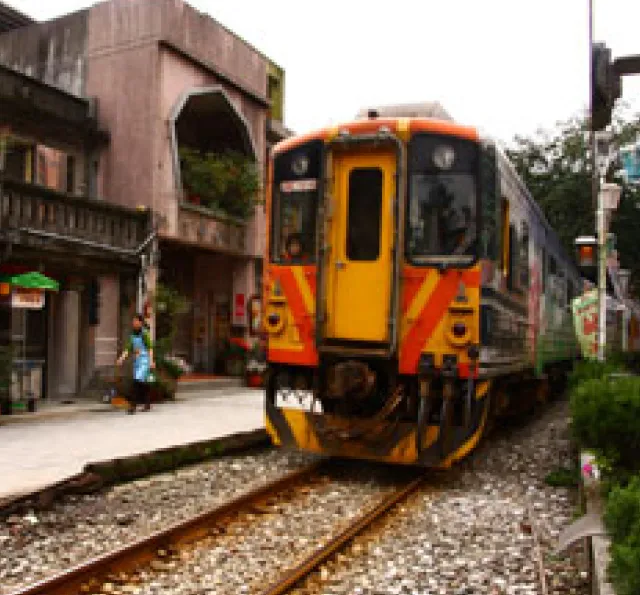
[446, 318, 471, 347]
[452, 322, 467, 338]
[265, 306, 285, 334]
[433, 145, 455, 170]
[292, 155, 309, 176]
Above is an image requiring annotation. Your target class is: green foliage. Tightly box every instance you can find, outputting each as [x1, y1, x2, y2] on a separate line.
[0, 345, 12, 391]
[180, 148, 261, 220]
[570, 375, 640, 471]
[604, 476, 640, 595]
[545, 466, 580, 488]
[568, 359, 625, 390]
[506, 105, 640, 297]
[153, 283, 189, 352]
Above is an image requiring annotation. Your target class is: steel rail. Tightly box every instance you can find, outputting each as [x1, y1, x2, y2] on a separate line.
[257, 474, 426, 595]
[11, 462, 325, 595]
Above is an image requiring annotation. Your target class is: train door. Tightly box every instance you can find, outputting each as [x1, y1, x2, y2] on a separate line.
[326, 151, 396, 342]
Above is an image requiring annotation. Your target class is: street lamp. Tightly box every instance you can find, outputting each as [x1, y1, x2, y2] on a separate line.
[597, 182, 622, 361]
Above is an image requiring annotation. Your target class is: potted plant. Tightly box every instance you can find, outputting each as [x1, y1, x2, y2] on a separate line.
[245, 341, 266, 388]
[225, 337, 248, 377]
[179, 148, 261, 220]
[149, 284, 190, 401]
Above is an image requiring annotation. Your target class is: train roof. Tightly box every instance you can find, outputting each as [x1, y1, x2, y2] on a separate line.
[273, 116, 478, 155]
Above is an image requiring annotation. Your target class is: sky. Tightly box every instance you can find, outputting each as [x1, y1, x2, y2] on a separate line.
[6, 0, 640, 145]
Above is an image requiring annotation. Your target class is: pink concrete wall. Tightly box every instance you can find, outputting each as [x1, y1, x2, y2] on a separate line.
[157, 47, 266, 253]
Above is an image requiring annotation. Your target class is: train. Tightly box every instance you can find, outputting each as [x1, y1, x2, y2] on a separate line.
[262, 103, 583, 467]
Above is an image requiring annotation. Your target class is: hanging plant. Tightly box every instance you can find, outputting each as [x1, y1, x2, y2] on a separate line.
[179, 148, 261, 220]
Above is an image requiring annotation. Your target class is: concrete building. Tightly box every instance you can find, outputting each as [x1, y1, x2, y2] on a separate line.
[0, 0, 289, 398]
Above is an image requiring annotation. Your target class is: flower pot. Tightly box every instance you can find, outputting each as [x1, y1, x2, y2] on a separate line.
[246, 372, 263, 388]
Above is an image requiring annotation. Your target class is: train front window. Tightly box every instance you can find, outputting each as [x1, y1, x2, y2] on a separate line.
[407, 134, 479, 266]
[272, 181, 317, 264]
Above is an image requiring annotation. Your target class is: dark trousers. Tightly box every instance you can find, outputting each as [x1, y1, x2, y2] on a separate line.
[132, 380, 150, 408]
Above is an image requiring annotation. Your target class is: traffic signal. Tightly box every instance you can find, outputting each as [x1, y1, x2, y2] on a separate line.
[592, 43, 622, 131]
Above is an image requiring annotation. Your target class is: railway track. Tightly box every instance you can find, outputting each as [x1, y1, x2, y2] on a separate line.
[10, 461, 425, 595]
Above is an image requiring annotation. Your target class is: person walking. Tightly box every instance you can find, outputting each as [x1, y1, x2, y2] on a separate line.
[117, 314, 155, 414]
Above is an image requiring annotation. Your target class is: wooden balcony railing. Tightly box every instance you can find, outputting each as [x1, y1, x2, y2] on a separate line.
[0, 177, 150, 260]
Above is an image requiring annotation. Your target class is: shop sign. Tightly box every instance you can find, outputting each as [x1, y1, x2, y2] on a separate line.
[572, 289, 598, 360]
[233, 293, 246, 326]
[12, 288, 45, 310]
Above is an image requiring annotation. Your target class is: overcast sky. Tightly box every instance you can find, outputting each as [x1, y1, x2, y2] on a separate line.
[7, 0, 640, 144]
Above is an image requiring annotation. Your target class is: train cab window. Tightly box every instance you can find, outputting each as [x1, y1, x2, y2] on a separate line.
[347, 168, 382, 261]
[406, 134, 478, 266]
[272, 181, 318, 264]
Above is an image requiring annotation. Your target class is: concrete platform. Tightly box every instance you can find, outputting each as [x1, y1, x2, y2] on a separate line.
[0, 388, 265, 500]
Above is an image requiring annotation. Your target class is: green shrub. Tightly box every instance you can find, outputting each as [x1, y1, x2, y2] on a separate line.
[570, 376, 640, 472]
[545, 466, 580, 488]
[604, 476, 640, 595]
[568, 359, 624, 390]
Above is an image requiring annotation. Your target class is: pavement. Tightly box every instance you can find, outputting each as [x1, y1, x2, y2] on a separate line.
[0, 387, 265, 500]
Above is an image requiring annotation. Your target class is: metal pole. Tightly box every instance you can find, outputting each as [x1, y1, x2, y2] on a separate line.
[589, 0, 598, 212]
[597, 181, 607, 361]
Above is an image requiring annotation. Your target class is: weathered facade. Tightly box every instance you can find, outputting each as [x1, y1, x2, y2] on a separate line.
[0, 0, 288, 384]
[0, 60, 151, 400]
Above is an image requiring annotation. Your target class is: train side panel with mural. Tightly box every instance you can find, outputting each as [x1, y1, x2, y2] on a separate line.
[262, 104, 582, 467]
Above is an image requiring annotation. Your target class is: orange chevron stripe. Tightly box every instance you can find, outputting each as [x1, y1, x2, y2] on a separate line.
[303, 265, 317, 297]
[401, 269, 426, 315]
[400, 271, 460, 374]
[271, 267, 317, 365]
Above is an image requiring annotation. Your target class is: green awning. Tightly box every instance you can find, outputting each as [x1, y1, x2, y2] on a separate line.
[0, 271, 59, 291]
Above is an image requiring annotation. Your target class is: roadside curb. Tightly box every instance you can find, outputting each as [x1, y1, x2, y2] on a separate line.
[0, 428, 269, 516]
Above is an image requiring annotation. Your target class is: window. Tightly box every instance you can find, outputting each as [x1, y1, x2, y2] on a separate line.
[66, 155, 75, 194]
[406, 134, 478, 266]
[480, 146, 499, 260]
[347, 168, 382, 261]
[272, 183, 318, 264]
[519, 222, 530, 289]
[501, 198, 510, 277]
[507, 223, 518, 291]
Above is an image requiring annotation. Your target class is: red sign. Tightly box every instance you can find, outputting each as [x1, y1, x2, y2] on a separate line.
[233, 293, 246, 326]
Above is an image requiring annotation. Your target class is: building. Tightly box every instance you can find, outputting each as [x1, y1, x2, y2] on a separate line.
[0, 0, 288, 397]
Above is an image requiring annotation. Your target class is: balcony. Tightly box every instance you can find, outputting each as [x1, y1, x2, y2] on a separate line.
[175, 202, 247, 256]
[0, 177, 151, 265]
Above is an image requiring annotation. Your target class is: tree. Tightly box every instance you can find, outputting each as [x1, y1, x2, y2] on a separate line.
[506, 106, 640, 297]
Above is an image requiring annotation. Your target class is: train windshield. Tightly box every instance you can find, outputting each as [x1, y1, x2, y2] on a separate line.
[272, 180, 317, 264]
[406, 135, 478, 266]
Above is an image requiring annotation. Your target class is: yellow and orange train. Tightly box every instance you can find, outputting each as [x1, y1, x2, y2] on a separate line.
[263, 104, 580, 467]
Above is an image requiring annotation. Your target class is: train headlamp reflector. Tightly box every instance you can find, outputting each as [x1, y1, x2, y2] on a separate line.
[433, 145, 455, 170]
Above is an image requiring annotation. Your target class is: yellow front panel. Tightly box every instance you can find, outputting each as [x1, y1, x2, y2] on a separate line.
[327, 152, 396, 342]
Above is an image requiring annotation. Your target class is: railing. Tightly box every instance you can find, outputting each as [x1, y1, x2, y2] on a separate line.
[0, 177, 150, 256]
[178, 202, 247, 255]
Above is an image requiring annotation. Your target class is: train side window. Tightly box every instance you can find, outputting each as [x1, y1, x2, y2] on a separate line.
[520, 222, 530, 289]
[507, 223, 518, 291]
[347, 168, 382, 261]
[480, 146, 499, 260]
